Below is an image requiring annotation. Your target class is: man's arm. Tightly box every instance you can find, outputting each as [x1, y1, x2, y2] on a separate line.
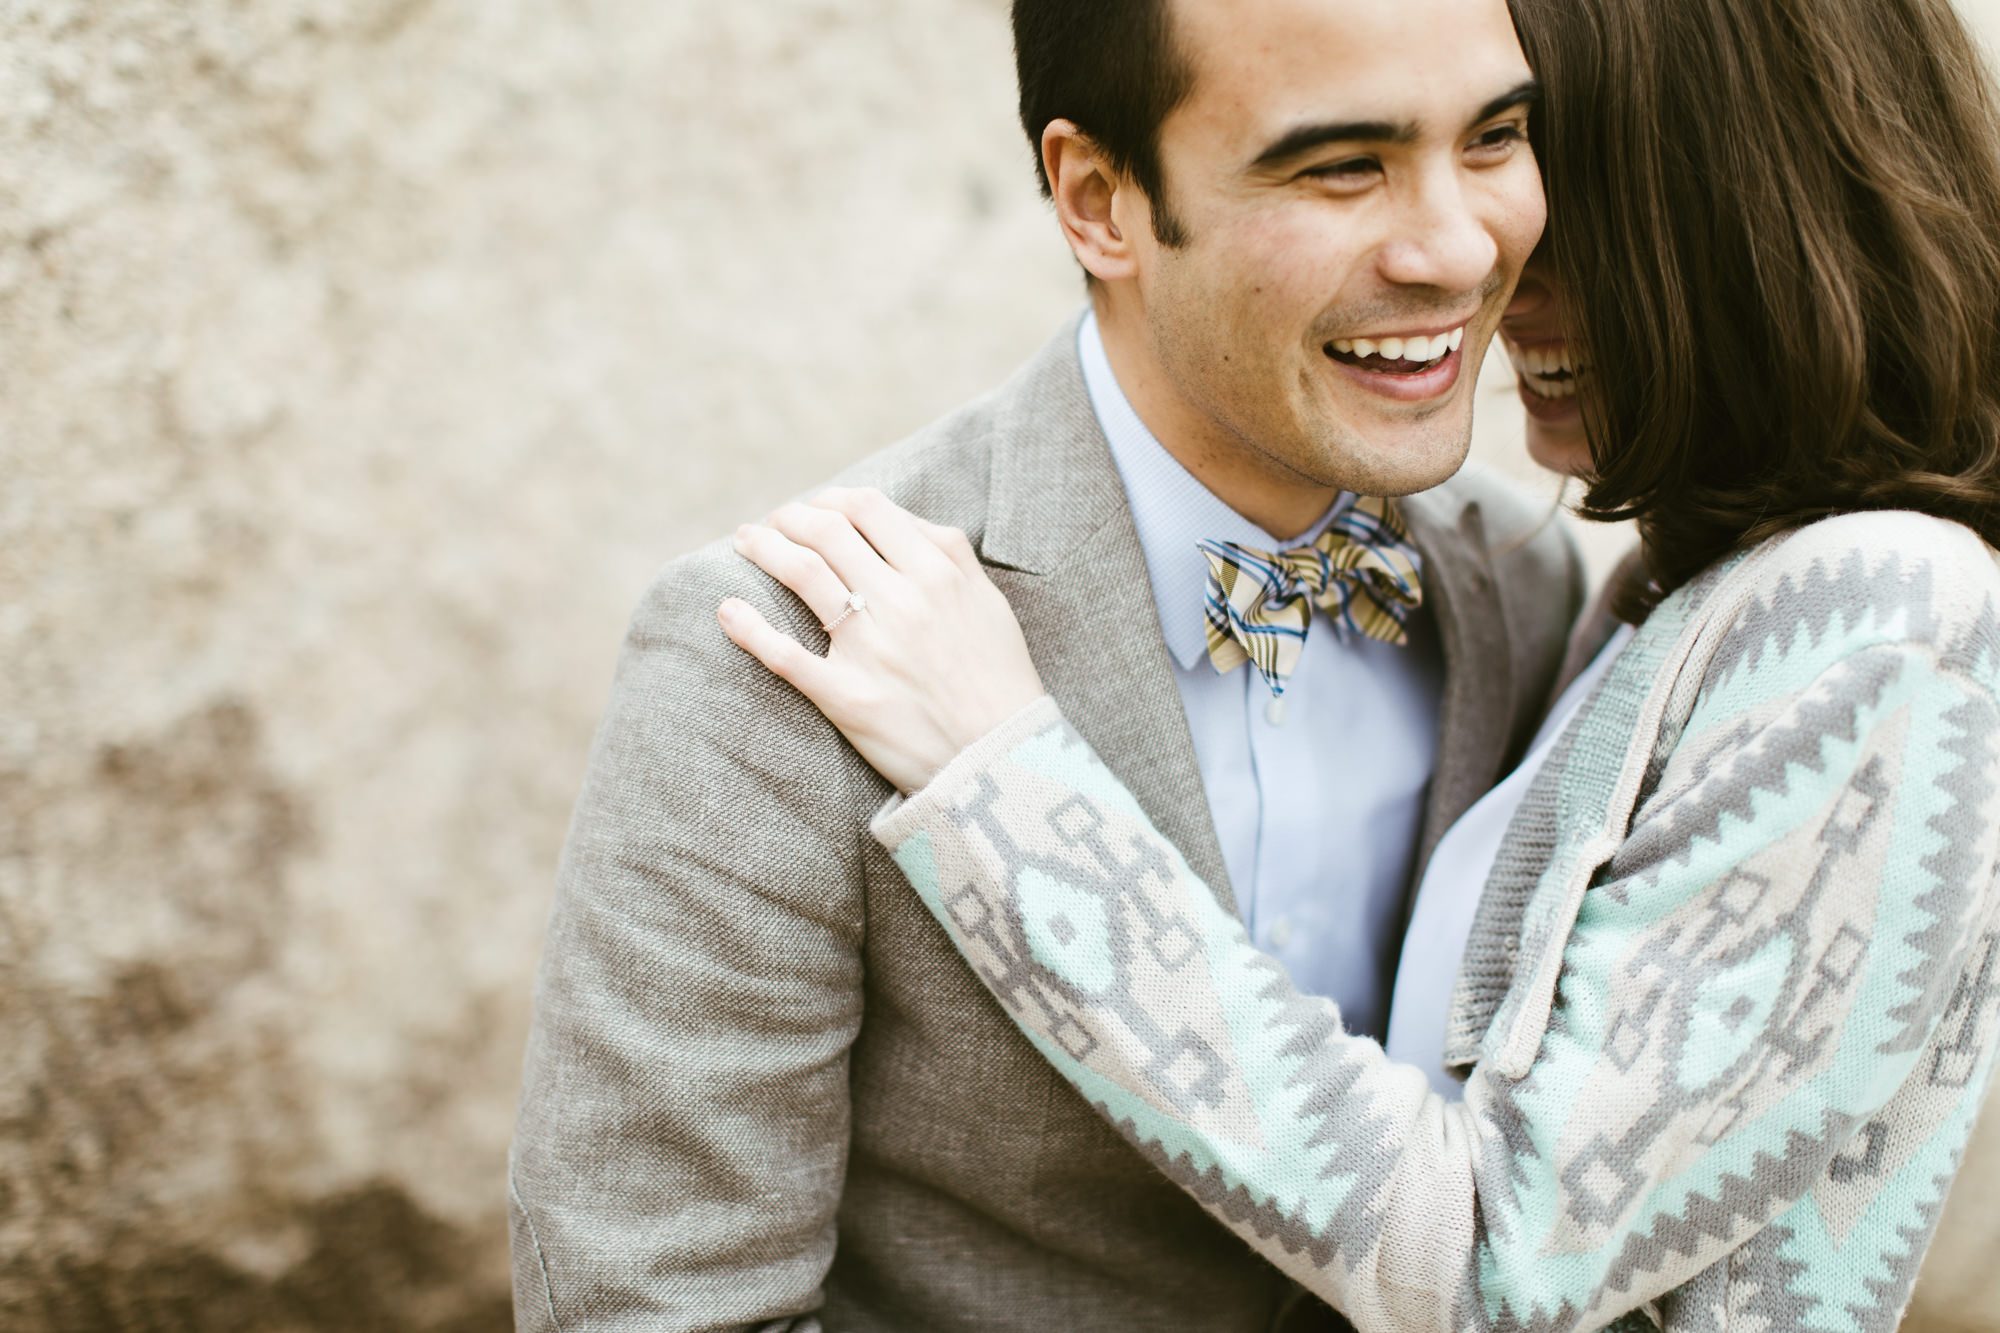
[509, 542, 876, 1333]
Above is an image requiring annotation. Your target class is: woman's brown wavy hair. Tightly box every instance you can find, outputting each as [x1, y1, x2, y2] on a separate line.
[1510, 0, 2000, 609]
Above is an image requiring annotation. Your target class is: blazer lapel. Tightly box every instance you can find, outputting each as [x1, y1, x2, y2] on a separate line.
[1401, 489, 1515, 880]
[976, 315, 1237, 914]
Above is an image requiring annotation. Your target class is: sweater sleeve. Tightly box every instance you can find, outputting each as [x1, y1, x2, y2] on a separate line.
[871, 637, 2000, 1333]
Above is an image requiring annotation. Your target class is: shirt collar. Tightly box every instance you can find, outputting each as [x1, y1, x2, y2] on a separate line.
[1077, 308, 1354, 670]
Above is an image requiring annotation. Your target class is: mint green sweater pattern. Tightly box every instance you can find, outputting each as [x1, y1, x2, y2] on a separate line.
[872, 511, 2000, 1333]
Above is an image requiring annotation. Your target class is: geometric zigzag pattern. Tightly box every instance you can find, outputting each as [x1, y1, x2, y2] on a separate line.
[873, 511, 2000, 1333]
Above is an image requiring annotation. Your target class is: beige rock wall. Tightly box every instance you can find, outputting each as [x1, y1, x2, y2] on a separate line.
[0, 0, 1076, 1325]
[1, 1, 1995, 1329]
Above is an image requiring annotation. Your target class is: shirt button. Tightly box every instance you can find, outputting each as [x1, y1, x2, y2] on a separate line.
[1265, 696, 1289, 726]
[1270, 918, 1294, 949]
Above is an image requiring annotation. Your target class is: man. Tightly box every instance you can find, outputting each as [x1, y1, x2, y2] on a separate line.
[509, 0, 1583, 1327]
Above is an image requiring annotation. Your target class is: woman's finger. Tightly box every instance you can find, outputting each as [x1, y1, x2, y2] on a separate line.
[716, 598, 839, 702]
[765, 501, 894, 599]
[914, 517, 984, 579]
[813, 487, 959, 583]
[733, 522, 855, 627]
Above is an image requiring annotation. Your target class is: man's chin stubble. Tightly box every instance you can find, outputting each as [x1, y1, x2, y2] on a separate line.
[1314, 418, 1474, 497]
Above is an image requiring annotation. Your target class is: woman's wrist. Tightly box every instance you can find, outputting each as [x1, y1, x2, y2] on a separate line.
[872, 694, 1063, 846]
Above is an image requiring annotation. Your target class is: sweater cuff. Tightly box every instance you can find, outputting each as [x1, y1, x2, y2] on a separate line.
[869, 694, 1065, 849]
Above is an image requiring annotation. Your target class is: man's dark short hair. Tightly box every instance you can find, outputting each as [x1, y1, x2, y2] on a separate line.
[1013, 0, 1196, 245]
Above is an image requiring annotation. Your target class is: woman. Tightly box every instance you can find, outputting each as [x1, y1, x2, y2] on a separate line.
[717, 0, 2000, 1327]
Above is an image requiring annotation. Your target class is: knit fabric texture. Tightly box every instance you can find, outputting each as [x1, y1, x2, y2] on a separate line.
[873, 510, 2000, 1333]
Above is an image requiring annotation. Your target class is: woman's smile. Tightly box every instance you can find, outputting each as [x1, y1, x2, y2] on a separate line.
[1500, 254, 1592, 473]
[1501, 336, 1582, 400]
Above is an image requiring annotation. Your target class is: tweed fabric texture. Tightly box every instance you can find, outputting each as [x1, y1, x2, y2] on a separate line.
[875, 510, 2000, 1333]
[1201, 494, 1426, 692]
[507, 315, 1587, 1331]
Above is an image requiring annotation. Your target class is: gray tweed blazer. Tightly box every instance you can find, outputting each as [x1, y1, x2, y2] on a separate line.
[508, 314, 1586, 1332]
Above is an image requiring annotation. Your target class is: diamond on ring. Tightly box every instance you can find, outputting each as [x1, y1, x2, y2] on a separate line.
[823, 591, 868, 634]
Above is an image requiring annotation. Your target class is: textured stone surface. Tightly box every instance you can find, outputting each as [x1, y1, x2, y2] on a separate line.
[0, 0, 1074, 1326]
[1, 0, 1995, 1328]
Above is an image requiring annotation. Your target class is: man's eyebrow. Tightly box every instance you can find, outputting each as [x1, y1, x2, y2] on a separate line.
[1248, 79, 1544, 172]
[1250, 119, 1417, 171]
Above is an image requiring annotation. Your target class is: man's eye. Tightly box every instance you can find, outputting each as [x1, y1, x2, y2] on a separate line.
[1306, 158, 1382, 185]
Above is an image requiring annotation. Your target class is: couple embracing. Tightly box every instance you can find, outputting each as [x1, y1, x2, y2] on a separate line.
[509, 0, 2000, 1328]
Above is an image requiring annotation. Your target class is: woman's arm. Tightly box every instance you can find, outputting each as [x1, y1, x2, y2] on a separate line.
[718, 491, 2000, 1333]
[869, 640, 1998, 1333]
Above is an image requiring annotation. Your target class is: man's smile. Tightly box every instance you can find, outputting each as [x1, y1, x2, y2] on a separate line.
[1325, 323, 1466, 371]
[1322, 321, 1472, 403]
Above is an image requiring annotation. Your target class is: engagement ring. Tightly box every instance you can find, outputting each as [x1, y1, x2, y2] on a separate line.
[823, 591, 867, 634]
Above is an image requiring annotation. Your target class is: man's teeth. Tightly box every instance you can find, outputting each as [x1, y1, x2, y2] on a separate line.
[1329, 325, 1465, 366]
[1504, 338, 1586, 398]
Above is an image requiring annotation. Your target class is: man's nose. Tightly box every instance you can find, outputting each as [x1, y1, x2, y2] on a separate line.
[1375, 174, 1500, 296]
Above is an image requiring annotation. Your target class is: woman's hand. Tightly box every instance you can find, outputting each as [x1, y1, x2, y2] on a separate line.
[717, 486, 1046, 795]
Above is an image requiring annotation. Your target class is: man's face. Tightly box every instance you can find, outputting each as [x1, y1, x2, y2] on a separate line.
[1131, 0, 1545, 499]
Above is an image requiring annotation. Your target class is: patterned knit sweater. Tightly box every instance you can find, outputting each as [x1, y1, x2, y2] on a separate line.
[872, 511, 2000, 1333]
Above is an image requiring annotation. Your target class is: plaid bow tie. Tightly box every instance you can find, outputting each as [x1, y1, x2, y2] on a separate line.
[1199, 495, 1424, 696]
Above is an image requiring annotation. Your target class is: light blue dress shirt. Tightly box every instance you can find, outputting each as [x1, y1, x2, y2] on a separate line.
[1077, 311, 1444, 1039]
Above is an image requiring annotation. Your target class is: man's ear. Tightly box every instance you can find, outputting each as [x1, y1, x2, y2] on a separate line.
[1042, 120, 1142, 283]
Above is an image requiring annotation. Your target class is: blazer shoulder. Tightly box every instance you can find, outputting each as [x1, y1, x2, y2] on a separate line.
[825, 388, 1005, 524]
[1428, 464, 1574, 556]
[823, 314, 1092, 537]
[591, 535, 884, 876]
[632, 377, 1034, 651]
[1423, 464, 1585, 608]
